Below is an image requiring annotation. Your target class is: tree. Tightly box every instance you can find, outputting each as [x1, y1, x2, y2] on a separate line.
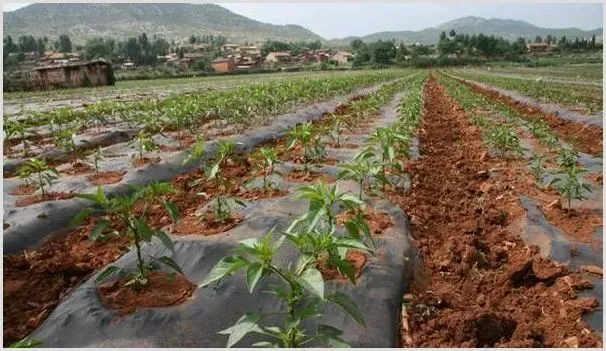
[3, 36, 17, 54]
[546, 34, 553, 45]
[370, 40, 396, 65]
[350, 38, 365, 51]
[534, 35, 542, 43]
[36, 38, 45, 56]
[395, 43, 408, 65]
[449, 29, 457, 37]
[58, 34, 72, 53]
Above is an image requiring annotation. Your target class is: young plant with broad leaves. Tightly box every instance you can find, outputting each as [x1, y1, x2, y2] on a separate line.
[130, 130, 158, 161]
[484, 125, 524, 158]
[548, 164, 592, 213]
[337, 147, 385, 200]
[4, 119, 33, 157]
[529, 153, 547, 185]
[88, 146, 105, 177]
[19, 158, 59, 199]
[71, 183, 182, 289]
[199, 140, 244, 224]
[369, 127, 408, 189]
[253, 147, 281, 191]
[287, 122, 326, 173]
[200, 226, 367, 347]
[53, 127, 80, 165]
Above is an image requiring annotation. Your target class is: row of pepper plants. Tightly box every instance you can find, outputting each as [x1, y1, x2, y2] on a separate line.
[449, 69, 602, 115]
[9, 74, 422, 348]
[438, 73, 594, 212]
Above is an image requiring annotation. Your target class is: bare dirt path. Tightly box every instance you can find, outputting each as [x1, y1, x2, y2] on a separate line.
[392, 75, 601, 348]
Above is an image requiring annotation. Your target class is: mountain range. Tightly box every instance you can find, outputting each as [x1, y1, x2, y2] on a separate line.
[3, 3, 603, 45]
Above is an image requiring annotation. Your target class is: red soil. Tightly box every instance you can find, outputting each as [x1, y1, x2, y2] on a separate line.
[132, 157, 161, 168]
[15, 192, 76, 207]
[9, 184, 37, 196]
[62, 162, 92, 175]
[97, 271, 195, 315]
[172, 211, 244, 236]
[317, 250, 368, 283]
[89, 171, 125, 185]
[391, 75, 601, 348]
[3, 218, 130, 346]
[337, 207, 393, 235]
[459, 79, 603, 156]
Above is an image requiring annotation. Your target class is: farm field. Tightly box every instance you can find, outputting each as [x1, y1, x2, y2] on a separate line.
[449, 67, 603, 116]
[470, 63, 603, 84]
[2, 70, 369, 116]
[2, 67, 603, 348]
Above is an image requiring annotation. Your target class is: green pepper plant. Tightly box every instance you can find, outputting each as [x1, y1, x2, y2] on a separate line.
[72, 183, 182, 289]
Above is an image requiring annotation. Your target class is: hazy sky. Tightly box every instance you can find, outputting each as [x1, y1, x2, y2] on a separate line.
[3, 2, 603, 39]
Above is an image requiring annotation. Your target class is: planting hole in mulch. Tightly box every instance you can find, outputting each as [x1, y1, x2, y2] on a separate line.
[283, 169, 335, 183]
[97, 271, 195, 315]
[172, 211, 244, 236]
[238, 187, 289, 200]
[317, 250, 368, 282]
[9, 184, 37, 196]
[132, 157, 161, 168]
[89, 171, 126, 185]
[15, 192, 76, 207]
[62, 162, 92, 175]
[337, 207, 393, 235]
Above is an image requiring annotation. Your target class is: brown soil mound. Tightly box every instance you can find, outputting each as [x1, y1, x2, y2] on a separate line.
[238, 187, 289, 200]
[459, 79, 603, 156]
[392, 75, 601, 348]
[133, 157, 161, 168]
[317, 250, 368, 282]
[172, 212, 244, 236]
[283, 170, 334, 183]
[62, 162, 92, 175]
[98, 271, 195, 315]
[15, 192, 76, 207]
[90, 171, 125, 185]
[9, 184, 37, 196]
[337, 207, 393, 235]
[3, 218, 130, 346]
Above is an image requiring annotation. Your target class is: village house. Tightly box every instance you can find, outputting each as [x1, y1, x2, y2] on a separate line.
[329, 51, 351, 64]
[222, 43, 240, 55]
[212, 57, 237, 73]
[32, 59, 112, 90]
[526, 42, 557, 53]
[265, 52, 292, 64]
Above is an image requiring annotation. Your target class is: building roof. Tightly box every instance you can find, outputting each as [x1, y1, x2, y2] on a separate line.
[267, 52, 291, 57]
[527, 42, 550, 47]
[212, 57, 234, 63]
[33, 59, 109, 71]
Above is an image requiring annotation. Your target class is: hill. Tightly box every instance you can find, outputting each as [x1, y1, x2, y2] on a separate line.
[3, 3, 324, 44]
[328, 16, 602, 45]
[4, 5, 602, 47]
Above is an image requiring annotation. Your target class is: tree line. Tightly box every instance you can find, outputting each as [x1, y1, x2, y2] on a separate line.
[349, 30, 602, 67]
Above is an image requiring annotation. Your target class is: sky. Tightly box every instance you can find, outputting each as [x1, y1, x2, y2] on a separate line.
[3, 2, 604, 39]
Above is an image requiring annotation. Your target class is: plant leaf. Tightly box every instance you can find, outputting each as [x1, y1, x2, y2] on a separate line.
[327, 292, 366, 327]
[200, 255, 249, 287]
[95, 265, 121, 283]
[218, 312, 263, 348]
[336, 259, 356, 284]
[246, 262, 264, 293]
[154, 229, 175, 252]
[89, 220, 110, 241]
[297, 267, 324, 299]
[157, 256, 183, 274]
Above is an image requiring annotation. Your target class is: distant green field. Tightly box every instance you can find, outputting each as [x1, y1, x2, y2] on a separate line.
[3, 70, 364, 103]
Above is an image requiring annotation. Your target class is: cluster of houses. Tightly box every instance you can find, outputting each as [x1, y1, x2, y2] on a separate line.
[124, 43, 353, 73]
[11, 43, 354, 90]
